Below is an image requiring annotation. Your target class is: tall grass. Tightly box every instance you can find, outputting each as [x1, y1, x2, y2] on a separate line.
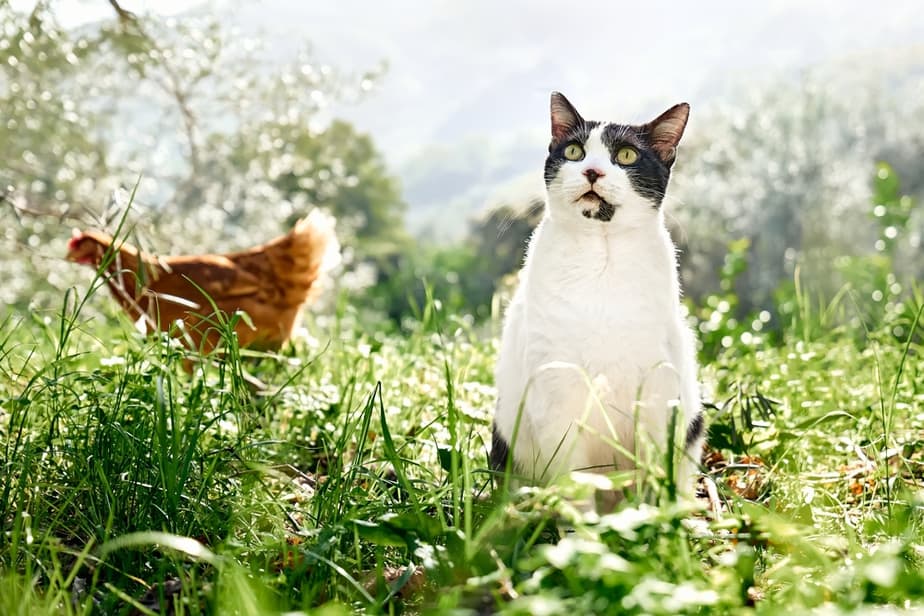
[2, 261, 924, 614]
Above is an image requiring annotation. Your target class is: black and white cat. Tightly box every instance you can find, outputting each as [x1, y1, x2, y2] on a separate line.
[491, 92, 704, 499]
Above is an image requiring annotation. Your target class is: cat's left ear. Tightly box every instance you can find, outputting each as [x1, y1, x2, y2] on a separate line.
[644, 103, 690, 166]
[550, 92, 585, 145]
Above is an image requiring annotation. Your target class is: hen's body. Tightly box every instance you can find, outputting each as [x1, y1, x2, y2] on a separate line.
[68, 211, 338, 353]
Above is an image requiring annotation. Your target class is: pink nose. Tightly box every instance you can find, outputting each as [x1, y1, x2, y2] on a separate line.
[583, 168, 604, 183]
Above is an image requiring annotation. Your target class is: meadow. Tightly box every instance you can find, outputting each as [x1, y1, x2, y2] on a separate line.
[1, 249, 923, 614]
[2, 6, 924, 613]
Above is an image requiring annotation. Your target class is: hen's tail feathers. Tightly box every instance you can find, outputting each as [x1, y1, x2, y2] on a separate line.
[287, 209, 341, 302]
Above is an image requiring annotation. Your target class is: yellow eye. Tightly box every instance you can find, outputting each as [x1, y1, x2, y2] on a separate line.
[616, 146, 639, 165]
[563, 143, 584, 161]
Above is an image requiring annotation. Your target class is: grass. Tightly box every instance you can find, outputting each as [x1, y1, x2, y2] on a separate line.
[1, 278, 924, 615]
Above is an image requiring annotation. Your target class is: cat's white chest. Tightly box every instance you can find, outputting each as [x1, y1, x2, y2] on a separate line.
[494, 217, 696, 481]
[525, 238, 675, 370]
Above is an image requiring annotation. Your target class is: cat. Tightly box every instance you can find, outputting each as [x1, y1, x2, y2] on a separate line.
[491, 92, 704, 502]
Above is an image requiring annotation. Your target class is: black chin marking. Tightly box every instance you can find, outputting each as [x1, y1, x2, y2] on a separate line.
[580, 199, 616, 222]
[577, 191, 617, 222]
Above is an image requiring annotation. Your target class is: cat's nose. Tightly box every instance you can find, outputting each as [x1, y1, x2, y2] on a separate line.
[583, 168, 604, 183]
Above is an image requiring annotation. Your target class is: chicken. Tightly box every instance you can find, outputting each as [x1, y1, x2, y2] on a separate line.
[66, 210, 339, 354]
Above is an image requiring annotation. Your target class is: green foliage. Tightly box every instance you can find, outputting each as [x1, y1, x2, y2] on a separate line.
[669, 58, 924, 315]
[367, 200, 542, 325]
[0, 294, 262, 612]
[684, 163, 921, 365]
[0, 3, 111, 203]
[771, 163, 922, 347]
[2, 255, 924, 613]
[265, 120, 407, 250]
[503, 503, 745, 614]
[870, 162, 916, 256]
[0, 3, 115, 309]
[688, 237, 774, 360]
[831, 162, 921, 341]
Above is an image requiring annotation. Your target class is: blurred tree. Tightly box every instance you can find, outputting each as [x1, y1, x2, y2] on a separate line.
[0, 1, 400, 315]
[233, 118, 408, 258]
[365, 198, 542, 325]
[668, 57, 924, 317]
[472, 199, 543, 277]
[0, 2, 117, 308]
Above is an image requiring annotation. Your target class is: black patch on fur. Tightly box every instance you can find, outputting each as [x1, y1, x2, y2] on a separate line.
[600, 124, 672, 207]
[490, 422, 511, 472]
[581, 198, 616, 222]
[544, 118, 674, 209]
[685, 410, 705, 448]
[544, 120, 600, 186]
[595, 201, 616, 221]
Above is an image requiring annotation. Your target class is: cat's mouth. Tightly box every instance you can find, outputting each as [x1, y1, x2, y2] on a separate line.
[577, 191, 616, 222]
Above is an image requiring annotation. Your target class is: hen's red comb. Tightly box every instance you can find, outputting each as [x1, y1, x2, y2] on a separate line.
[67, 229, 85, 252]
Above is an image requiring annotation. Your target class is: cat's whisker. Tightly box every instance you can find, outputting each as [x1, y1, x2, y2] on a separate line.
[492, 210, 512, 238]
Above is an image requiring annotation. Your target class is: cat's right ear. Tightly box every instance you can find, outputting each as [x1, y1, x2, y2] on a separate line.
[550, 92, 584, 145]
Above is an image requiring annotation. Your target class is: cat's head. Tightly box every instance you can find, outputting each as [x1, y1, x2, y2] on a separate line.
[543, 92, 689, 226]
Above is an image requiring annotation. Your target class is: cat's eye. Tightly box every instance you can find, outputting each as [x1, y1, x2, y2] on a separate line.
[563, 143, 584, 161]
[616, 146, 639, 165]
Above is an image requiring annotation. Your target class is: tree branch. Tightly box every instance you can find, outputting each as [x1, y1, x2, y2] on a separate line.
[1, 189, 81, 224]
[107, 0, 202, 177]
[107, 0, 136, 23]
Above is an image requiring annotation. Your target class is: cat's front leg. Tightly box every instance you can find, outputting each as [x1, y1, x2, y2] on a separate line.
[521, 365, 617, 482]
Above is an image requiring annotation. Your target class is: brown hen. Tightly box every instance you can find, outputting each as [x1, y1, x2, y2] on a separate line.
[67, 211, 338, 354]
